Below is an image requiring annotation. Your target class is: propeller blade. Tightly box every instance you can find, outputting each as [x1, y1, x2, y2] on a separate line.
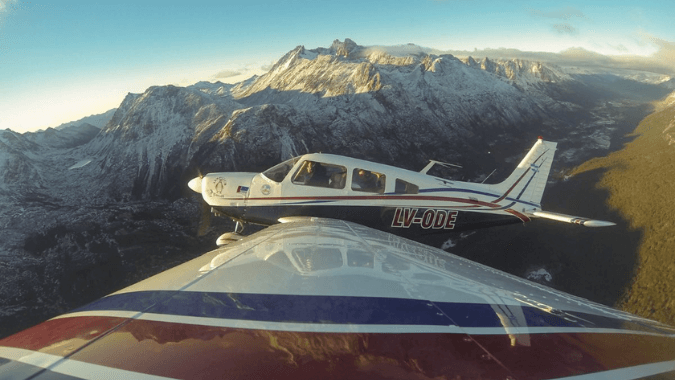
[197, 201, 211, 237]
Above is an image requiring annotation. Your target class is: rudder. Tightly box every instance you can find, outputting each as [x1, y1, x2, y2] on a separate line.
[488, 138, 557, 207]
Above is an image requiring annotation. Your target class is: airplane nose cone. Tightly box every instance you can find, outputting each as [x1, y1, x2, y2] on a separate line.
[188, 177, 202, 193]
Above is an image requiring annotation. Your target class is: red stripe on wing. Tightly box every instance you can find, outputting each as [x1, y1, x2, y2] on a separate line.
[5, 316, 675, 379]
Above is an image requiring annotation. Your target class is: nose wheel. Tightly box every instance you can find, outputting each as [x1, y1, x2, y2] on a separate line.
[235, 221, 244, 234]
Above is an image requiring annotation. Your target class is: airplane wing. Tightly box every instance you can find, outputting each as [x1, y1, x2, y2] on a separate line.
[1, 218, 674, 379]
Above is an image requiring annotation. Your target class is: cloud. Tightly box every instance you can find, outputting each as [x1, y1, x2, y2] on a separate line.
[214, 70, 242, 79]
[210, 64, 271, 84]
[640, 32, 675, 64]
[552, 23, 578, 35]
[609, 44, 630, 53]
[530, 6, 586, 20]
[442, 42, 675, 76]
[530, 7, 586, 38]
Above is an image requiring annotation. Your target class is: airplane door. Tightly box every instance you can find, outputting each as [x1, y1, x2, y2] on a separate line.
[248, 174, 282, 200]
[245, 173, 282, 224]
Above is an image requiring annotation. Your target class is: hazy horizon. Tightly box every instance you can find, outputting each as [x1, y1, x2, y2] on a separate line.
[1, 0, 673, 133]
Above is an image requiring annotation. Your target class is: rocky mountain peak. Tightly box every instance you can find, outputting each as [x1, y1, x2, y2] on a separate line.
[232, 41, 383, 98]
[364, 49, 417, 66]
[461, 56, 569, 84]
[331, 38, 359, 57]
[99, 85, 225, 142]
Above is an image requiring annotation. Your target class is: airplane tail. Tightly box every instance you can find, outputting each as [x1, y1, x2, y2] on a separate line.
[486, 137, 615, 227]
[487, 137, 556, 207]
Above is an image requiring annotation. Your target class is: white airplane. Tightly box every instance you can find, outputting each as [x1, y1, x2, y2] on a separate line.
[188, 137, 615, 245]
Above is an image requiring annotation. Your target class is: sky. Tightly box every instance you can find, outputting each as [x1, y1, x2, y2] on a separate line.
[1, 0, 673, 133]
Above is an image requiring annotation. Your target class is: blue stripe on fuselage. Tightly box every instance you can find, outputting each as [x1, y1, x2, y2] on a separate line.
[417, 188, 540, 208]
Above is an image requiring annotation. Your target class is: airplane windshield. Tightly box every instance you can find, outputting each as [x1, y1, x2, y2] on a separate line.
[262, 157, 301, 182]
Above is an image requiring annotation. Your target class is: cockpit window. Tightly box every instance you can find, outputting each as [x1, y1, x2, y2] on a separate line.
[292, 161, 347, 189]
[262, 157, 301, 183]
[352, 168, 385, 193]
[395, 179, 419, 194]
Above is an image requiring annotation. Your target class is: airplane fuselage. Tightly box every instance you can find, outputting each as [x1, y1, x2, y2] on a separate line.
[199, 153, 536, 238]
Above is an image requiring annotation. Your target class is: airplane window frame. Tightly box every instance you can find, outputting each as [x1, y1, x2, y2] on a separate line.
[352, 168, 386, 194]
[291, 160, 347, 189]
[394, 179, 419, 194]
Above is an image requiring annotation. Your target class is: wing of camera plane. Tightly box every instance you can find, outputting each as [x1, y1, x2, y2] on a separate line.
[1, 218, 673, 379]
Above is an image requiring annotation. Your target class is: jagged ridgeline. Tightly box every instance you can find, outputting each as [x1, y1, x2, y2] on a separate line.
[75, 38, 635, 201]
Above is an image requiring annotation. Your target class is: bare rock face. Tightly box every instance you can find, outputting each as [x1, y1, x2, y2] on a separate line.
[1, 39, 672, 338]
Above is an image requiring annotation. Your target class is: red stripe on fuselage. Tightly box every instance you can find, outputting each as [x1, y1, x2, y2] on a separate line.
[4, 316, 675, 379]
[492, 168, 531, 204]
[492, 149, 548, 204]
[241, 195, 505, 210]
[504, 208, 531, 222]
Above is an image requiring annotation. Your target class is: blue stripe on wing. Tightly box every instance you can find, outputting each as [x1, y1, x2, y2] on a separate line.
[75, 291, 670, 334]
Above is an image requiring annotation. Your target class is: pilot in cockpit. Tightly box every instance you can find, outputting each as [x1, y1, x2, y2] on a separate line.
[355, 169, 383, 193]
[306, 163, 328, 186]
[294, 161, 329, 187]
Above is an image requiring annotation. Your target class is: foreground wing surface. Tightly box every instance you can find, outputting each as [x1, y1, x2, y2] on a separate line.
[1, 218, 674, 379]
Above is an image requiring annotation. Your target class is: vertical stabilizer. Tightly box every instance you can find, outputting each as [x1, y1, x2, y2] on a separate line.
[488, 138, 557, 207]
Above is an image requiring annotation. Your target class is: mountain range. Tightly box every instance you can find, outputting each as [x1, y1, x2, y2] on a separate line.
[1, 39, 673, 338]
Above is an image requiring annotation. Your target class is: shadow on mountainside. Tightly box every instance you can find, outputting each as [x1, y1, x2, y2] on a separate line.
[432, 167, 640, 308]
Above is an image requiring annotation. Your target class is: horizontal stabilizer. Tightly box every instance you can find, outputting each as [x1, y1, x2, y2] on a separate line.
[530, 211, 616, 227]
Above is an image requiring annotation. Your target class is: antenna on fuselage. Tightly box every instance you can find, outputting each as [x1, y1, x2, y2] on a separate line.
[481, 169, 497, 184]
[420, 160, 462, 175]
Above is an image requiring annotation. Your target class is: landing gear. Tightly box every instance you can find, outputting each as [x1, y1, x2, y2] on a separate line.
[216, 220, 246, 246]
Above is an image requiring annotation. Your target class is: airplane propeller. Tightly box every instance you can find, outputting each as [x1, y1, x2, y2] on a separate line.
[197, 199, 211, 237]
[188, 169, 212, 237]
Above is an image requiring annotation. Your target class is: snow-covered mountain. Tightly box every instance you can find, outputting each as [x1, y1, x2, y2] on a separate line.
[53, 108, 117, 130]
[1, 39, 673, 338]
[65, 39, 631, 201]
[0, 123, 101, 197]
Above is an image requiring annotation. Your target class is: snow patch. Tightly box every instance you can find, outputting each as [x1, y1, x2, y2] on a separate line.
[300, 50, 318, 60]
[441, 239, 456, 250]
[526, 268, 553, 283]
[68, 159, 92, 170]
[278, 130, 298, 160]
